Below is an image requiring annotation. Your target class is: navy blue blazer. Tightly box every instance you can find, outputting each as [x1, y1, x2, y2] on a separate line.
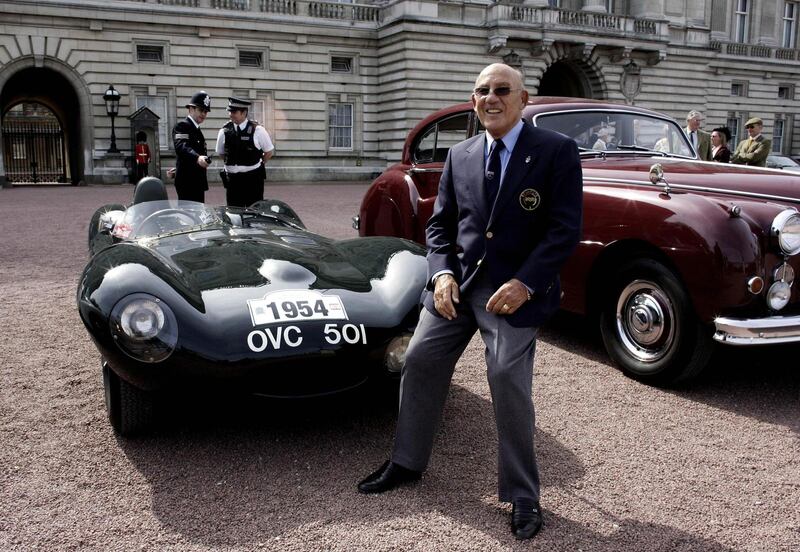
[423, 121, 583, 328]
[173, 117, 209, 193]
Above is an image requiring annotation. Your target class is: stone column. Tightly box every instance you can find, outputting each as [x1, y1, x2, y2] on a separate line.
[582, 0, 607, 12]
[628, 0, 664, 20]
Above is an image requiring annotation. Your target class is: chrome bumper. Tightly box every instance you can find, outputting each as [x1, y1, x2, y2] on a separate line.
[713, 315, 800, 345]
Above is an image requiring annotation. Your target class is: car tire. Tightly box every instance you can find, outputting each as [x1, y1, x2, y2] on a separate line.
[599, 258, 713, 386]
[102, 361, 154, 436]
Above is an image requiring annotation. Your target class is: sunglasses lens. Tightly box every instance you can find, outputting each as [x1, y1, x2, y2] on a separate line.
[474, 87, 515, 98]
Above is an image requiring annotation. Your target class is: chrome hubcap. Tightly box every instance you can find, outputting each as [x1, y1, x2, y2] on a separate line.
[615, 280, 675, 363]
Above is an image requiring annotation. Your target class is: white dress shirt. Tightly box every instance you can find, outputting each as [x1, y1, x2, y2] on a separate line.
[215, 120, 275, 173]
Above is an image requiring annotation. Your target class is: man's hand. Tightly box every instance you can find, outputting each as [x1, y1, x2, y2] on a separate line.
[486, 278, 531, 315]
[197, 156, 210, 169]
[433, 274, 460, 320]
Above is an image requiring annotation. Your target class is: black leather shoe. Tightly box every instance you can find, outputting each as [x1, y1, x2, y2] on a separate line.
[358, 460, 421, 494]
[511, 498, 543, 540]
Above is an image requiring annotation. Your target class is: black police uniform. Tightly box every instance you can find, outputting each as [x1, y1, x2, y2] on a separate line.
[221, 118, 267, 207]
[173, 91, 210, 203]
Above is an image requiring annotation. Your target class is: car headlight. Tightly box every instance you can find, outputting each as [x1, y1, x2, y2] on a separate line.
[767, 281, 792, 311]
[110, 293, 178, 362]
[771, 209, 800, 255]
[384, 333, 412, 374]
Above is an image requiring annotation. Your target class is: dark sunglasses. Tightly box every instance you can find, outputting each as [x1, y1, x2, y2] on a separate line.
[745, 124, 756, 129]
[473, 86, 518, 98]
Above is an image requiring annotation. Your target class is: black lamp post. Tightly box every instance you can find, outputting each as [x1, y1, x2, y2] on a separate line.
[103, 84, 121, 153]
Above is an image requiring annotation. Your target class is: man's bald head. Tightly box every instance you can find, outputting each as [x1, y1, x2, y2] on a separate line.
[471, 63, 528, 139]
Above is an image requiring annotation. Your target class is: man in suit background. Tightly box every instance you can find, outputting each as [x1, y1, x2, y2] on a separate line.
[173, 91, 211, 202]
[685, 110, 712, 161]
[731, 117, 772, 167]
[357, 63, 583, 540]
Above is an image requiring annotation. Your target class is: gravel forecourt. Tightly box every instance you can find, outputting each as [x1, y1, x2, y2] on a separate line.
[1, 182, 798, 552]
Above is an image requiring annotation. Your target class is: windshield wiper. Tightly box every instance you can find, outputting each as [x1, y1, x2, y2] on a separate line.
[578, 148, 606, 158]
[615, 144, 668, 156]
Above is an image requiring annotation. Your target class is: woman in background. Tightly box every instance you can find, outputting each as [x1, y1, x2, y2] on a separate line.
[711, 127, 732, 163]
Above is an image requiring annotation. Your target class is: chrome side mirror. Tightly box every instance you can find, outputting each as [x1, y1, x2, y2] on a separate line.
[99, 210, 124, 234]
[649, 163, 670, 195]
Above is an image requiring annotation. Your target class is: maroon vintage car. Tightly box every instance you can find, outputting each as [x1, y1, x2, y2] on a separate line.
[353, 97, 800, 386]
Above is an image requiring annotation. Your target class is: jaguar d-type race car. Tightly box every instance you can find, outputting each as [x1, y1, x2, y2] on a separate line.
[78, 178, 427, 435]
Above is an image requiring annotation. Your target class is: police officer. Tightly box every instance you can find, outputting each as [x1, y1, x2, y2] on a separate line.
[215, 97, 274, 207]
[173, 91, 211, 202]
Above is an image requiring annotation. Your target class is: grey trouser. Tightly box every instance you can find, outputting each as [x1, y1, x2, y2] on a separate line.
[391, 271, 540, 502]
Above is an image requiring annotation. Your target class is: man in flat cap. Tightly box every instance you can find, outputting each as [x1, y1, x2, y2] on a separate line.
[684, 110, 712, 161]
[173, 91, 212, 203]
[215, 97, 275, 207]
[731, 117, 771, 167]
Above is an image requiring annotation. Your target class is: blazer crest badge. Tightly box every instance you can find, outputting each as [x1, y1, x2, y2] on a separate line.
[519, 188, 541, 211]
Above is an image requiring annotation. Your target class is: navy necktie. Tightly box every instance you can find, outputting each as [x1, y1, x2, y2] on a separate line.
[485, 139, 505, 206]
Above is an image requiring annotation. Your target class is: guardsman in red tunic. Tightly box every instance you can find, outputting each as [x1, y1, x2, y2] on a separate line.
[134, 131, 151, 181]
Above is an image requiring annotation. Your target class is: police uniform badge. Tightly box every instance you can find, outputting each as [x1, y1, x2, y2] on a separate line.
[519, 188, 541, 211]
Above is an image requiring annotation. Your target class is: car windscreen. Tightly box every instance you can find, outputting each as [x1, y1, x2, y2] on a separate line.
[768, 155, 799, 168]
[113, 200, 222, 239]
[532, 110, 694, 158]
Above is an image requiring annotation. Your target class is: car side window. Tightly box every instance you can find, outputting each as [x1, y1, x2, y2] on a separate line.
[412, 112, 470, 164]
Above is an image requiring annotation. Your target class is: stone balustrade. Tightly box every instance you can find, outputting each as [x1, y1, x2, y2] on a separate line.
[493, 4, 664, 38]
[710, 41, 799, 60]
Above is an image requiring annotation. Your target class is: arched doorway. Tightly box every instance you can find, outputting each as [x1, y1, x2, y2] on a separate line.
[538, 61, 593, 98]
[1, 65, 82, 185]
[2, 102, 69, 183]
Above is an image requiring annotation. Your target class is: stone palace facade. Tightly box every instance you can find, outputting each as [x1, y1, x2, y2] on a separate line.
[1, 0, 799, 185]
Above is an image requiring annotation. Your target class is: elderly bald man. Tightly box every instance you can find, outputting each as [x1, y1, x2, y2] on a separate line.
[357, 63, 583, 540]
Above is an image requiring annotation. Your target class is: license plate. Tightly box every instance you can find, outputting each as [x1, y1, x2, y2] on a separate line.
[248, 290, 348, 325]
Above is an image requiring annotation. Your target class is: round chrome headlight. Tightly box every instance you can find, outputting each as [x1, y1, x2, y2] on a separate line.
[110, 294, 178, 362]
[120, 299, 164, 339]
[767, 281, 792, 311]
[771, 209, 800, 255]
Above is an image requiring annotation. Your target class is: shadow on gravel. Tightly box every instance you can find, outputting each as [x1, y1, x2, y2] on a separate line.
[541, 311, 800, 435]
[539, 311, 609, 365]
[117, 383, 733, 550]
[671, 344, 800, 434]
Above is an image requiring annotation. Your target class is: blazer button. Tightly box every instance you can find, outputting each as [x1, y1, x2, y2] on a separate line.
[486, 231, 493, 239]
[477, 259, 482, 266]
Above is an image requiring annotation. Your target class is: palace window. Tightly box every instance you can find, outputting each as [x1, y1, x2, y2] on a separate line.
[779, 84, 795, 100]
[727, 113, 742, 146]
[328, 102, 353, 150]
[773, 119, 785, 153]
[734, 0, 749, 43]
[783, 2, 798, 48]
[331, 56, 353, 74]
[731, 81, 748, 96]
[238, 49, 266, 69]
[136, 44, 164, 64]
